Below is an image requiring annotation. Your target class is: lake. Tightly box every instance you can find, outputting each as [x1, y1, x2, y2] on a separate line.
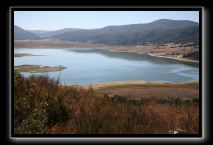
[14, 48, 199, 85]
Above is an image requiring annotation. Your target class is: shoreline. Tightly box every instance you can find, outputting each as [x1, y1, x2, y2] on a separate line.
[148, 53, 199, 64]
[63, 80, 199, 89]
[15, 64, 67, 73]
[14, 39, 199, 65]
[91, 80, 199, 102]
[92, 80, 163, 89]
[14, 53, 45, 57]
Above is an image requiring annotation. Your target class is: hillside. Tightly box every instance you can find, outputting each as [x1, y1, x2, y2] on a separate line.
[53, 19, 199, 45]
[15, 19, 199, 46]
[14, 25, 40, 40]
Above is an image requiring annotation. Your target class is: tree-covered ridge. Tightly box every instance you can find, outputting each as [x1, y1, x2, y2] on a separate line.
[15, 19, 199, 46]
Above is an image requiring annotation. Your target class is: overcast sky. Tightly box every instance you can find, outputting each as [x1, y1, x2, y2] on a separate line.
[14, 11, 199, 30]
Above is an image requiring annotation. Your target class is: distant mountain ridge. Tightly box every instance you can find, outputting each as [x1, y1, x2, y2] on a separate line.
[14, 25, 40, 40]
[29, 28, 85, 38]
[14, 19, 199, 45]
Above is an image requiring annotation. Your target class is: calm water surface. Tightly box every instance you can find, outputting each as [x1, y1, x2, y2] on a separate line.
[14, 48, 199, 85]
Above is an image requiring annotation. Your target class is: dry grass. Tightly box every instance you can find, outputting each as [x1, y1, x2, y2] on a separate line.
[95, 82, 199, 101]
[14, 72, 199, 134]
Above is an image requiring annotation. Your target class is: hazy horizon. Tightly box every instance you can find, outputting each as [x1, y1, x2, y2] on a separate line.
[14, 11, 199, 31]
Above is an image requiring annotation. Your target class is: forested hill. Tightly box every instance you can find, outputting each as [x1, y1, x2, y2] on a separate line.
[14, 19, 199, 46]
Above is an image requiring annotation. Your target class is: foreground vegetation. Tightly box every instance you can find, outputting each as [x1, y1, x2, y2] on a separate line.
[14, 72, 199, 134]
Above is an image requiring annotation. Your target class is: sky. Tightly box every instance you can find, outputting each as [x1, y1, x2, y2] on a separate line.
[14, 11, 199, 31]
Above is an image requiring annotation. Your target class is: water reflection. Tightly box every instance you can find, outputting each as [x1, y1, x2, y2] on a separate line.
[68, 49, 198, 66]
[15, 48, 199, 85]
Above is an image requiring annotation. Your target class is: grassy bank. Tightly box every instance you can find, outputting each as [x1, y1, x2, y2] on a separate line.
[14, 72, 199, 134]
[14, 53, 34, 57]
[14, 53, 45, 57]
[14, 65, 67, 73]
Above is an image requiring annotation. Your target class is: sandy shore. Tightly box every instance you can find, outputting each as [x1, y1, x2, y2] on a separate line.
[88, 80, 198, 89]
[92, 80, 148, 89]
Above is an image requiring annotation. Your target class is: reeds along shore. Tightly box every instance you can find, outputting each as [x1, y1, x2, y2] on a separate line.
[14, 72, 199, 134]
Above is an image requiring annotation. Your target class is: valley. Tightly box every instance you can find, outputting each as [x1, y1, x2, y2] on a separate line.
[13, 17, 201, 135]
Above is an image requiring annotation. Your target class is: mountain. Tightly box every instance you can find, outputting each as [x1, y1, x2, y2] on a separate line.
[51, 19, 199, 45]
[14, 25, 40, 40]
[29, 28, 86, 38]
[28, 30, 53, 38]
[15, 19, 199, 45]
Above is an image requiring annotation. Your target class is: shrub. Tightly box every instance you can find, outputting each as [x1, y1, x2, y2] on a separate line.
[14, 72, 199, 134]
[170, 97, 182, 106]
[14, 72, 69, 134]
[192, 98, 199, 106]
